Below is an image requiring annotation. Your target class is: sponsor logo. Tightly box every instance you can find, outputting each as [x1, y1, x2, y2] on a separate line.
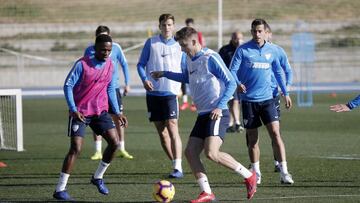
[252, 62, 270, 69]
[190, 70, 196, 74]
[170, 111, 177, 117]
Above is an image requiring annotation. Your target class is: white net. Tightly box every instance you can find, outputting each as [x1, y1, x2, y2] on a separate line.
[0, 89, 23, 151]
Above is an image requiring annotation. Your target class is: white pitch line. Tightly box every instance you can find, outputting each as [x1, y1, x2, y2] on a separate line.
[251, 194, 360, 201]
[315, 156, 360, 160]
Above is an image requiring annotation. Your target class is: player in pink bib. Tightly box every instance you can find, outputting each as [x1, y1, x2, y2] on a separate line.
[53, 34, 128, 201]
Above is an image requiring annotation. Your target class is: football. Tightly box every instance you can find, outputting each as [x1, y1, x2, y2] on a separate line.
[152, 180, 175, 202]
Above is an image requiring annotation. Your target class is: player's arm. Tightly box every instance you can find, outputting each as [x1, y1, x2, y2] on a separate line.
[151, 53, 189, 83]
[107, 69, 128, 127]
[209, 54, 236, 110]
[136, 39, 153, 91]
[114, 44, 131, 95]
[229, 47, 246, 93]
[347, 94, 360, 109]
[272, 58, 287, 96]
[330, 94, 360, 112]
[278, 46, 293, 90]
[272, 58, 292, 109]
[63, 60, 85, 121]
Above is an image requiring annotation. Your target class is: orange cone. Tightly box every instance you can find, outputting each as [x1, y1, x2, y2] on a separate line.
[0, 161, 7, 168]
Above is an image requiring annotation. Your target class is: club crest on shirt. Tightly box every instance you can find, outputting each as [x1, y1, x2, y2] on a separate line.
[265, 53, 271, 60]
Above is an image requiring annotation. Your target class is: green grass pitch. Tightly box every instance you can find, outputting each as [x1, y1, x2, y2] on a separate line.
[0, 93, 359, 202]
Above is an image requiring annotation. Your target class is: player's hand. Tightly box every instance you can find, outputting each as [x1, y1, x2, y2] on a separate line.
[71, 111, 85, 122]
[284, 95, 292, 109]
[123, 85, 130, 96]
[143, 80, 154, 91]
[150, 71, 164, 80]
[237, 84, 247, 93]
[210, 108, 222, 120]
[116, 114, 128, 128]
[330, 104, 351, 112]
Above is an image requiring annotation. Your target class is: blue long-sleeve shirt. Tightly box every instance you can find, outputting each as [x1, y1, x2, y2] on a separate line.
[347, 94, 360, 109]
[84, 42, 130, 88]
[229, 40, 288, 102]
[63, 56, 120, 114]
[163, 48, 236, 114]
[270, 43, 293, 97]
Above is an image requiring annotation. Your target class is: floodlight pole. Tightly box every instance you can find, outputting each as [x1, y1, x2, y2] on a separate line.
[218, 0, 223, 50]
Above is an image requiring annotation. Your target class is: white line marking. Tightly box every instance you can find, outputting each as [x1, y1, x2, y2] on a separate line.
[315, 156, 360, 160]
[252, 194, 360, 200]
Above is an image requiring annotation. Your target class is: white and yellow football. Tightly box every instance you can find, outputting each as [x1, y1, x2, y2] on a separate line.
[152, 180, 175, 202]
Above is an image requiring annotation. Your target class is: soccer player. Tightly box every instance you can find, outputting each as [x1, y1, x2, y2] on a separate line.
[229, 18, 294, 185]
[151, 26, 257, 202]
[137, 13, 185, 178]
[84, 25, 133, 161]
[330, 94, 360, 112]
[180, 18, 206, 112]
[53, 34, 128, 201]
[185, 18, 206, 48]
[219, 31, 245, 133]
[266, 25, 293, 173]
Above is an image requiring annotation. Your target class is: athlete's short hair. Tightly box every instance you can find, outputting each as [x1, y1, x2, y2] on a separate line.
[175, 26, 198, 41]
[251, 19, 269, 30]
[159, 13, 175, 24]
[95, 25, 110, 36]
[95, 34, 112, 44]
[185, 18, 194, 26]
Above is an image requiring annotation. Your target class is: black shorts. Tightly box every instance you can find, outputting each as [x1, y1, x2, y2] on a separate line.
[146, 94, 178, 122]
[273, 95, 281, 118]
[67, 111, 115, 137]
[108, 88, 123, 114]
[242, 99, 279, 129]
[190, 110, 230, 140]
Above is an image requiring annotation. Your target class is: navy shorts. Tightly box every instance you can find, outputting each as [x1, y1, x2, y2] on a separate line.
[242, 99, 279, 129]
[67, 111, 115, 137]
[146, 94, 178, 122]
[273, 95, 281, 118]
[190, 110, 230, 140]
[108, 88, 123, 114]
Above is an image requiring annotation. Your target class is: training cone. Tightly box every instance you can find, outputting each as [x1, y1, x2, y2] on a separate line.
[0, 162, 7, 168]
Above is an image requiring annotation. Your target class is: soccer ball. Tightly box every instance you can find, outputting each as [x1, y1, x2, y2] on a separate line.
[152, 180, 175, 202]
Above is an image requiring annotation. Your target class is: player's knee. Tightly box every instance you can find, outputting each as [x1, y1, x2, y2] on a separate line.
[68, 146, 82, 157]
[205, 150, 219, 162]
[247, 140, 258, 149]
[185, 146, 197, 160]
[166, 119, 178, 127]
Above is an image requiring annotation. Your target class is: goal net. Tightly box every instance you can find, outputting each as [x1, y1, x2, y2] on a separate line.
[0, 89, 23, 151]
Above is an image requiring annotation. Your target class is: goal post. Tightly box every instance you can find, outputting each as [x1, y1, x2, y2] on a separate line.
[0, 89, 23, 151]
